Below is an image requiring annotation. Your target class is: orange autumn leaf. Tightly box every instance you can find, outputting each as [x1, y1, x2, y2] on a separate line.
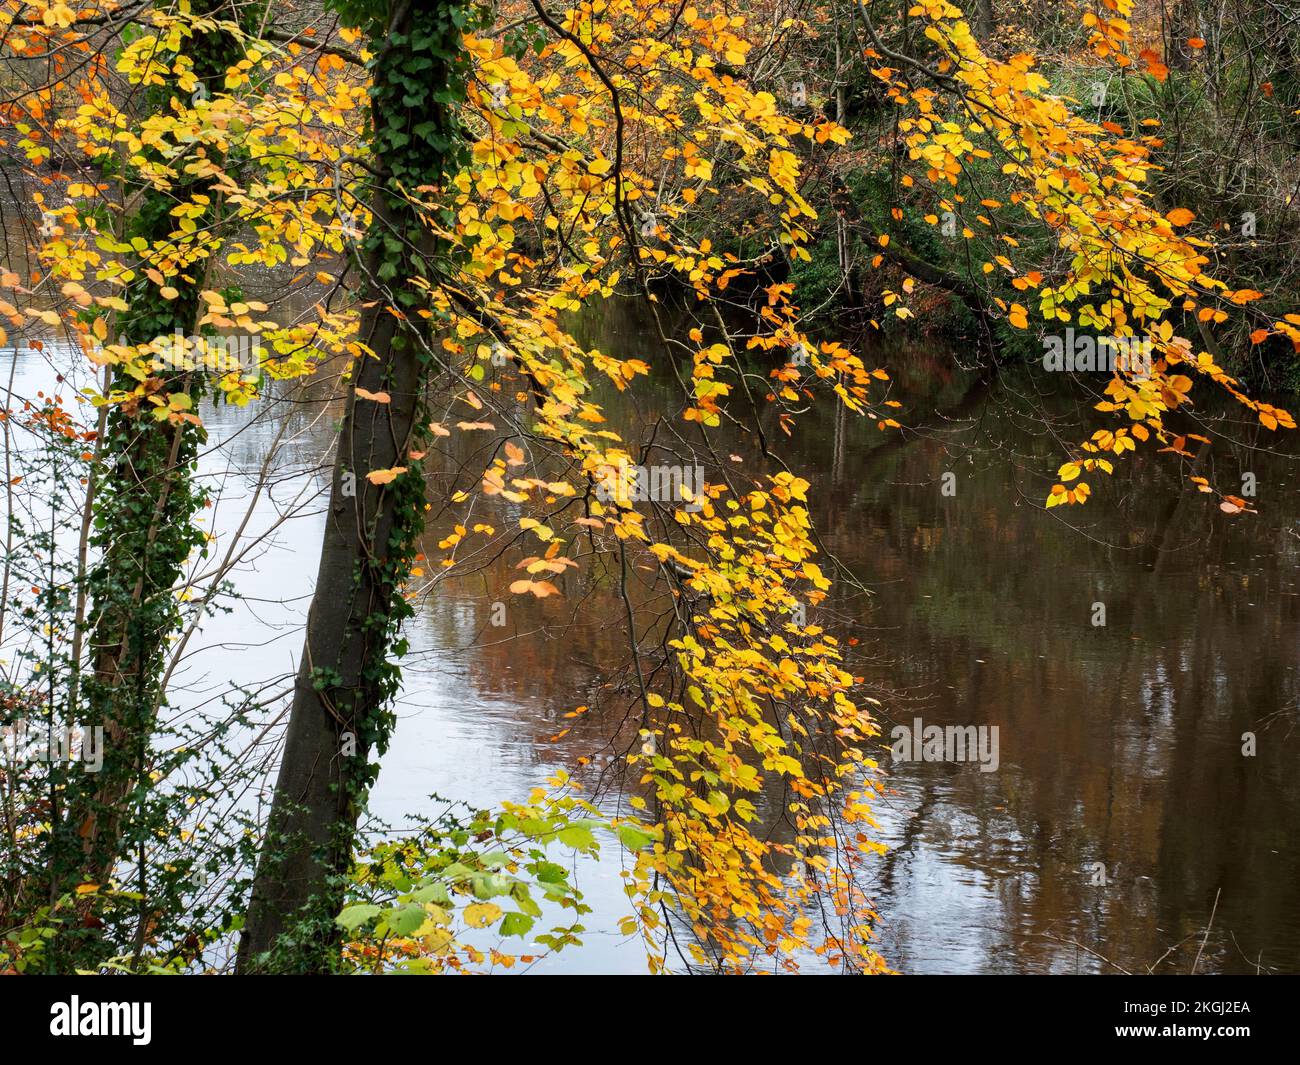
[1139, 49, 1168, 82]
[508, 579, 561, 598]
[366, 466, 407, 485]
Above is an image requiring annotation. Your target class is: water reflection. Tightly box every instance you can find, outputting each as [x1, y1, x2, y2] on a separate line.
[3, 284, 1297, 973]
[787, 369, 1300, 974]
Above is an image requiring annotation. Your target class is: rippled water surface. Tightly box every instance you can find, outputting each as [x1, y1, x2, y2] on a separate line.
[4, 245, 1297, 975]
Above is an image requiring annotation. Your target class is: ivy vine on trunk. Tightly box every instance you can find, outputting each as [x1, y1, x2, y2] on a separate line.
[237, 0, 476, 973]
[45, 0, 257, 971]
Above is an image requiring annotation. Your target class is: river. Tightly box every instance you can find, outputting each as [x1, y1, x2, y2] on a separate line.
[2, 257, 1298, 975]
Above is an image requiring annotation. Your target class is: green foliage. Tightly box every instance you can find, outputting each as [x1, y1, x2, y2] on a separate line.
[240, 0, 487, 974]
[333, 784, 652, 973]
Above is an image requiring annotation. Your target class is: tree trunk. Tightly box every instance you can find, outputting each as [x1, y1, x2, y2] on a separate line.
[45, 2, 250, 967]
[1167, 0, 1198, 73]
[235, 282, 426, 970]
[238, 0, 468, 972]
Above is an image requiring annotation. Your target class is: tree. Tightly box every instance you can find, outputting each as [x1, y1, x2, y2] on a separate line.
[61, 0, 257, 944]
[1, 0, 358, 969]
[853, 0, 1294, 507]
[237, 0, 480, 971]
[1, 0, 1294, 977]
[239, 0, 898, 973]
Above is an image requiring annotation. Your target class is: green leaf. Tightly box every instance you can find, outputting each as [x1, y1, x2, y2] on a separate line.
[409, 881, 452, 906]
[534, 861, 567, 884]
[336, 904, 382, 931]
[617, 824, 656, 851]
[383, 903, 426, 936]
[499, 912, 535, 937]
[556, 824, 596, 851]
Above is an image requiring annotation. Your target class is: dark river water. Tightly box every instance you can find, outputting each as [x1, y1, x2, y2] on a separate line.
[3, 264, 1298, 973]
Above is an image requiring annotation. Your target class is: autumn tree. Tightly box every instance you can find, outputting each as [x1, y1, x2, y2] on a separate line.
[235, 0, 903, 973]
[2, 0, 1294, 977]
[2, 0, 362, 968]
[58, 0, 261, 959]
[237, 0, 481, 971]
[237, 0, 1294, 975]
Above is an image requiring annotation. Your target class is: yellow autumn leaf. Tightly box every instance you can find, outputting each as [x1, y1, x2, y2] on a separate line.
[462, 902, 502, 928]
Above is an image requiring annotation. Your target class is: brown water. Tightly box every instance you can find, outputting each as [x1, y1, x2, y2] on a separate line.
[3, 231, 1298, 973]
